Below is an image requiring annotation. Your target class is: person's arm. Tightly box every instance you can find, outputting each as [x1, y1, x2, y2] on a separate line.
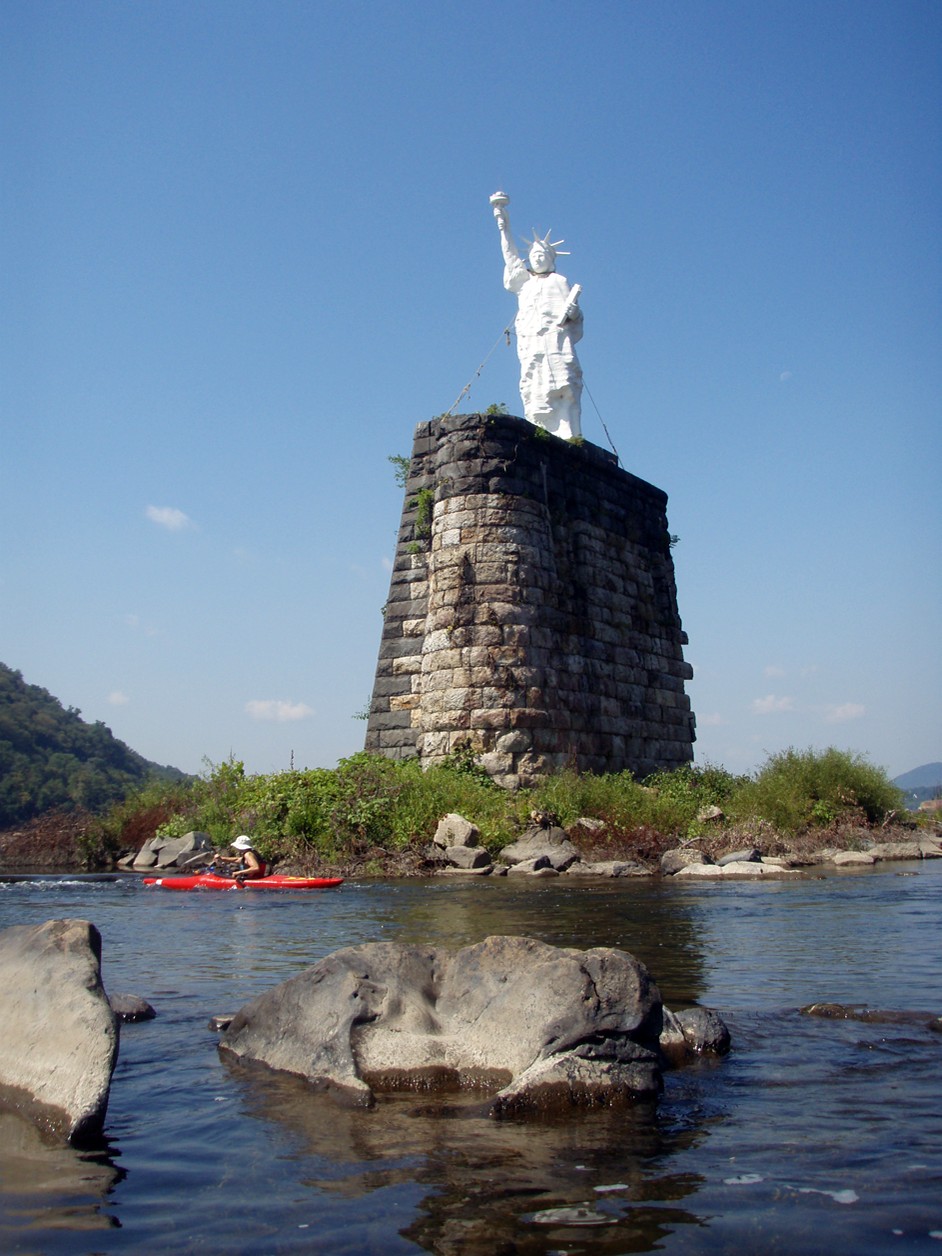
[490, 192, 521, 270]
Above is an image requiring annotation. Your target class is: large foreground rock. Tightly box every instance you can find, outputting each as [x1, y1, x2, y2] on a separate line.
[0, 919, 119, 1143]
[219, 936, 728, 1114]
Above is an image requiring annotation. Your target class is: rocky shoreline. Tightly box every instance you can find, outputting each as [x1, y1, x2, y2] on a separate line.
[0, 810, 100, 872]
[3, 808, 938, 882]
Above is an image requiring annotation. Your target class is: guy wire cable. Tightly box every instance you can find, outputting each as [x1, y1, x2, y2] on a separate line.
[583, 377, 620, 463]
[445, 325, 513, 415]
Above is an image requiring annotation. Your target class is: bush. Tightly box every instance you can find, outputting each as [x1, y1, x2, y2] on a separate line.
[730, 747, 903, 834]
[529, 769, 652, 831]
[93, 745, 909, 870]
[642, 763, 744, 836]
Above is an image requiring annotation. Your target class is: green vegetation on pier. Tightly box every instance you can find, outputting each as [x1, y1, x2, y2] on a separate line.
[89, 744, 908, 874]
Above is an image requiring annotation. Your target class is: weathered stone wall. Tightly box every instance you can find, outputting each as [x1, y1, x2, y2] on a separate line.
[365, 413, 695, 787]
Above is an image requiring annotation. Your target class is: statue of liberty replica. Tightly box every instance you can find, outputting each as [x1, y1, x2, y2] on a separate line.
[490, 190, 584, 440]
[364, 192, 695, 787]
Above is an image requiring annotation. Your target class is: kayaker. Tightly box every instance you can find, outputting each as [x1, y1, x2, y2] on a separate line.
[216, 835, 268, 883]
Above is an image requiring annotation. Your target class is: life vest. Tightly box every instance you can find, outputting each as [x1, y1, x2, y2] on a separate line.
[238, 850, 267, 876]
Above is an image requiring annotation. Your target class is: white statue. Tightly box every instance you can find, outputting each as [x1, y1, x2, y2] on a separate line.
[490, 191, 583, 440]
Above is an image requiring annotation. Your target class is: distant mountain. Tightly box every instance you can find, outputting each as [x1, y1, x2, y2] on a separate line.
[892, 762, 942, 808]
[892, 763, 942, 791]
[0, 663, 191, 828]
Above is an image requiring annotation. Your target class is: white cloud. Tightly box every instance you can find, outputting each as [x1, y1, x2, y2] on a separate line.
[779, 370, 793, 382]
[245, 699, 314, 723]
[824, 702, 865, 723]
[382, 555, 393, 573]
[124, 612, 161, 637]
[752, 694, 795, 715]
[763, 664, 786, 679]
[107, 690, 129, 706]
[146, 505, 193, 531]
[698, 712, 725, 726]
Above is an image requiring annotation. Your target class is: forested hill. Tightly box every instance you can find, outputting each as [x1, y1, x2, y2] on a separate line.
[0, 663, 190, 827]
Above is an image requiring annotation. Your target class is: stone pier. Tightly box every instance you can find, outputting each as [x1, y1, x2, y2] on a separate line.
[364, 412, 695, 788]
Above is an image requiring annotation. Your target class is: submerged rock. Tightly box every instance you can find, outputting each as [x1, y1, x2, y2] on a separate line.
[109, 993, 156, 1022]
[660, 1006, 732, 1062]
[801, 1003, 942, 1029]
[218, 936, 729, 1115]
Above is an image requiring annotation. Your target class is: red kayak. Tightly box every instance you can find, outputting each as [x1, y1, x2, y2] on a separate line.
[142, 871, 343, 892]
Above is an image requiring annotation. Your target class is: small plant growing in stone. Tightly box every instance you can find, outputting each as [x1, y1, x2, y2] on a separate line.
[414, 488, 435, 539]
[388, 454, 411, 488]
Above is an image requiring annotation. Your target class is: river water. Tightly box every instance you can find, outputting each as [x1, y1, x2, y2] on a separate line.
[0, 861, 940, 1254]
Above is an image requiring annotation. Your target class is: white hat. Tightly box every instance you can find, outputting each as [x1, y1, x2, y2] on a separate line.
[231, 835, 253, 851]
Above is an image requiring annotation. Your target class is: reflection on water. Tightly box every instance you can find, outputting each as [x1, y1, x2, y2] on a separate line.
[0, 1112, 121, 1238]
[383, 878, 709, 1007]
[0, 864, 940, 1253]
[225, 1058, 707, 1255]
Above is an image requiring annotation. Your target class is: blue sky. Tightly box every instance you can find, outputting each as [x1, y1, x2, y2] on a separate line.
[2, 0, 939, 781]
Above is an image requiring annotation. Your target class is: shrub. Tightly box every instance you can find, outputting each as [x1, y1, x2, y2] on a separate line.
[529, 769, 650, 831]
[643, 763, 745, 836]
[730, 747, 903, 834]
[94, 745, 908, 871]
[387, 758, 517, 851]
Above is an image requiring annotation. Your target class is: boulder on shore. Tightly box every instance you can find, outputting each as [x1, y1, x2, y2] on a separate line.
[869, 838, 942, 861]
[660, 848, 713, 875]
[716, 847, 761, 866]
[565, 859, 648, 878]
[431, 814, 479, 849]
[499, 825, 580, 872]
[443, 844, 492, 871]
[219, 936, 729, 1114]
[0, 918, 119, 1143]
[126, 830, 214, 871]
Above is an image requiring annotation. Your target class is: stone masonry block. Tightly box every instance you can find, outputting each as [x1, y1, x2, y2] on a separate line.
[391, 655, 423, 676]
